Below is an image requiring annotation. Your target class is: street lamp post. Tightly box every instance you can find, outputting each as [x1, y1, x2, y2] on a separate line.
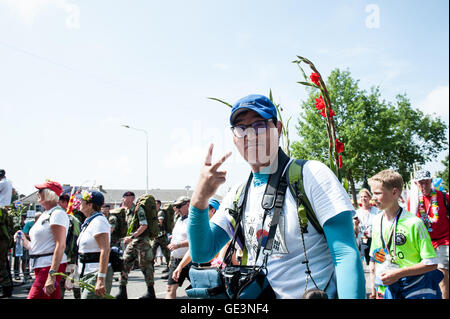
[121, 124, 149, 194]
[185, 185, 191, 196]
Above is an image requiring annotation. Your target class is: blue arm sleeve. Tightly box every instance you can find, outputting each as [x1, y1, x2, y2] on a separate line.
[323, 211, 366, 299]
[187, 205, 230, 263]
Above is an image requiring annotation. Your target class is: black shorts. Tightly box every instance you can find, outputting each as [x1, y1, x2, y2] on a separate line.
[167, 257, 191, 286]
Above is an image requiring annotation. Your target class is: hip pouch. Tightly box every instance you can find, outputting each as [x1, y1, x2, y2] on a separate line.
[186, 266, 228, 299]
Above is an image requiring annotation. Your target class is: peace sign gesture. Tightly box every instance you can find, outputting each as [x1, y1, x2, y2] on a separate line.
[191, 144, 232, 210]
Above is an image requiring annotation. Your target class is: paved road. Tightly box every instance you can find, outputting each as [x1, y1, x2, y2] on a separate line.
[5, 261, 372, 299]
[6, 262, 189, 299]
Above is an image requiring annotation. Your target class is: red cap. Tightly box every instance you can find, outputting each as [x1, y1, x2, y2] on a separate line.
[35, 181, 63, 197]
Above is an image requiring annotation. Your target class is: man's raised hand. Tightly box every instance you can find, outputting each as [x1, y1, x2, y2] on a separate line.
[191, 144, 232, 210]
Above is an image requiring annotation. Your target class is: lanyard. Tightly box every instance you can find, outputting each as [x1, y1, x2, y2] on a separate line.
[81, 212, 102, 231]
[424, 195, 432, 216]
[380, 207, 402, 260]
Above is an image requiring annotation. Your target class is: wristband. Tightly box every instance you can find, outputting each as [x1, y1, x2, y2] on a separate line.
[98, 273, 106, 278]
[131, 232, 135, 239]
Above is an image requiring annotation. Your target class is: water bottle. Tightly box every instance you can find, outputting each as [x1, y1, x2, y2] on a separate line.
[15, 231, 23, 257]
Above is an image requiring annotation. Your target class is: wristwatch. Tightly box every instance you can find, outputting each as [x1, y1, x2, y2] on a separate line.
[49, 269, 56, 277]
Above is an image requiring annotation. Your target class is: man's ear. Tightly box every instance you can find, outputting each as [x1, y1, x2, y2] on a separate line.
[392, 187, 401, 198]
[276, 120, 283, 137]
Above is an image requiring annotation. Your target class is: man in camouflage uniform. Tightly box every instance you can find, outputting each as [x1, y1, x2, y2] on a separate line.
[115, 191, 156, 299]
[0, 207, 14, 298]
[151, 200, 170, 272]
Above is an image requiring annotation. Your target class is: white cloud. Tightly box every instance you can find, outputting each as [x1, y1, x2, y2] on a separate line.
[377, 56, 412, 84]
[316, 46, 373, 59]
[0, 0, 79, 28]
[418, 85, 449, 122]
[212, 63, 231, 71]
[96, 156, 134, 175]
[164, 145, 205, 169]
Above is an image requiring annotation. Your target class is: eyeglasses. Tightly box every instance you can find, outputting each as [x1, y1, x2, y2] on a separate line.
[231, 119, 273, 138]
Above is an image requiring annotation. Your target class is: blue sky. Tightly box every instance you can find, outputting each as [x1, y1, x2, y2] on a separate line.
[0, 0, 448, 197]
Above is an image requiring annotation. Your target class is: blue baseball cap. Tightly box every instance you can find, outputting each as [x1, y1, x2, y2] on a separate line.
[208, 198, 220, 211]
[76, 190, 105, 207]
[230, 94, 278, 125]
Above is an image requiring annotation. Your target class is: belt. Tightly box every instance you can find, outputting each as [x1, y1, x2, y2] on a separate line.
[79, 252, 101, 277]
[79, 252, 101, 263]
[29, 252, 54, 259]
[29, 252, 54, 269]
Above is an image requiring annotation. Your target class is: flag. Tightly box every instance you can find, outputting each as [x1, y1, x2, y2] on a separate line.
[66, 187, 76, 215]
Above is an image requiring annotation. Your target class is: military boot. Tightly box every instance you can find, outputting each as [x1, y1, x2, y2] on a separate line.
[139, 285, 156, 299]
[0, 286, 13, 299]
[115, 285, 128, 299]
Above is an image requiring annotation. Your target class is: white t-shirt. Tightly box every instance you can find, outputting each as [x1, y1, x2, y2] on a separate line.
[77, 214, 111, 275]
[29, 206, 69, 269]
[0, 178, 13, 207]
[355, 206, 380, 240]
[170, 216, 189, 259]
[211, 160, 355, 299]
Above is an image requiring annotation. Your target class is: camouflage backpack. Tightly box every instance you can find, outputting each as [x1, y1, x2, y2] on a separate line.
[160, 203, 175, 233]
[65, 214, 81, 264]
[109, 207, 128, 239]
[128, 194, 159, 240]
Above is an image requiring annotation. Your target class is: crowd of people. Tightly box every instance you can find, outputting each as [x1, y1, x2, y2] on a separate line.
[0, 175, 221, 299]
[0, 94, 448, 300]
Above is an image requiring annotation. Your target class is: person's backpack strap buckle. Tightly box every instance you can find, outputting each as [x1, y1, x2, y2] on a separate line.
[287, 159, 323, 235]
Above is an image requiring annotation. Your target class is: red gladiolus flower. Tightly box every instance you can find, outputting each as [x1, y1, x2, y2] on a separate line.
[338, 155, 343, 168]
[335, 139, 345, 154]
[319, 108, 335, 117]
[310, 72, 321, 87]
[314, 96, 325, 110]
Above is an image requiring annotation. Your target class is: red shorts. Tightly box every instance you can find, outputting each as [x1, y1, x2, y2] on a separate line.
[27, 263, 67, 299]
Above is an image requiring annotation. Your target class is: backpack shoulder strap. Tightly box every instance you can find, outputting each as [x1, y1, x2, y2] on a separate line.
[230, 182, 247, 228]
[223, 174, 253, 265]
[287, 159, 323, 235]
[441, 191, 449, 217]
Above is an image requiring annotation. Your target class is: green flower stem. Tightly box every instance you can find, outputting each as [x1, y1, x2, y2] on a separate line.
[53, 272, 115, 299]
[294, 55, 341, 180]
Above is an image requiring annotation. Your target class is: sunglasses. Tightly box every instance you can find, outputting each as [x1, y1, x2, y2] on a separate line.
[175, 202, 187, 209]
[231, 119, 274, 138]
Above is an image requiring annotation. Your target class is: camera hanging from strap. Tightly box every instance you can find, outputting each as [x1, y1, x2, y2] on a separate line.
[222, 148, 328, 297]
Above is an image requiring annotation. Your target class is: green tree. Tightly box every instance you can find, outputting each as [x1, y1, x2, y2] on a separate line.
[388, 94, 448, 181]
[436, 154, 449, 191]
[292, 68, 448, 206]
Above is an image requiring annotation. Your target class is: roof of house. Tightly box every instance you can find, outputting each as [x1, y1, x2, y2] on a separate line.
[16, 185, 219, 206]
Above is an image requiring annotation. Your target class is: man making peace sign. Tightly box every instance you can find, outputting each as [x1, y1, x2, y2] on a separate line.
[187, 94, 366, 299]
